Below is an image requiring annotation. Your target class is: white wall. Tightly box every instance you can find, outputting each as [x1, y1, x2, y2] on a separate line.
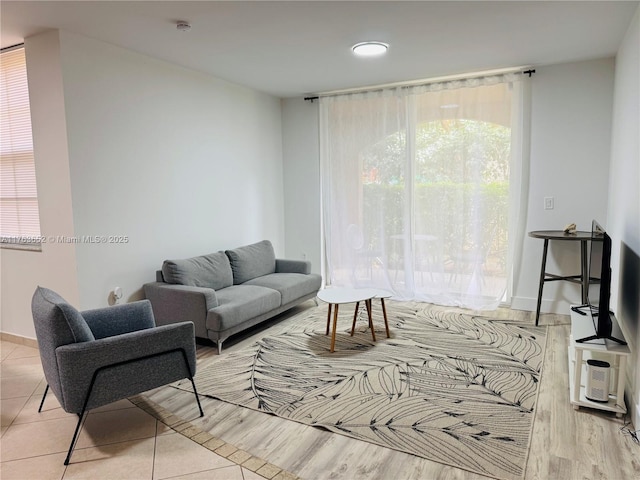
[281, 98, 321, 273]
[0, 31, 80, 339]
[0, 29, 286, 329]
[607, 5, 640, 428]
[511, 58, 615, 313]
[56, 31, 285, 309]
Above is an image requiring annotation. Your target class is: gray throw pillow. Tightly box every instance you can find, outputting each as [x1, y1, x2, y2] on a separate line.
[225, 240, 276, 284]
[162, 251, 233, 290]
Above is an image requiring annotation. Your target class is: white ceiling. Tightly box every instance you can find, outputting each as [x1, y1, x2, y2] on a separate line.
[1, 1, 638, 98]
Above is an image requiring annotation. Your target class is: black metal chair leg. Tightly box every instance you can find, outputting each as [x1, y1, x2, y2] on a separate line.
[190, 378, 204, 417]
[38, 384, 49, 412]
[63, 366, 102, 466]
[61, 347, 204, 465]
[177, 349, 204, 417]
[64, 410, 86, 465]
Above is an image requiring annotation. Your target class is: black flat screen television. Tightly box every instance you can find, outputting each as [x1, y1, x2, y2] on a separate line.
[576, 220, 626, 344]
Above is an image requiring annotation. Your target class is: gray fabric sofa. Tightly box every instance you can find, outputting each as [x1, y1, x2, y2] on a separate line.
[143, 240, 322, 353]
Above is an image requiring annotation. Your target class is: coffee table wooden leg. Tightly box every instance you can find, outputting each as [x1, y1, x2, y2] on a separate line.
[325, 304, 332, 335]
[365, 299, 376, 342]
[351, 301, 360, 336]
[330, 304, 340, 352]
[380, 298, 390, 338]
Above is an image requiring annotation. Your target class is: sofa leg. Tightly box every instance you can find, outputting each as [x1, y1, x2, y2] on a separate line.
[217, 340, 223, 355]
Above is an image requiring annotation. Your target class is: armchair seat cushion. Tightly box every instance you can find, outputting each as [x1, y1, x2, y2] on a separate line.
[82, 301, 156, 339]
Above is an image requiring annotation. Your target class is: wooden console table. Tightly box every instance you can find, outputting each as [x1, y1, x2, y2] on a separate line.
[568, 307, 630, 417]
[529, 230, 591, 325]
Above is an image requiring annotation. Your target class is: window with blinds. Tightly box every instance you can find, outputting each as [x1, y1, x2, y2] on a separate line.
[1, 45, 41, 249]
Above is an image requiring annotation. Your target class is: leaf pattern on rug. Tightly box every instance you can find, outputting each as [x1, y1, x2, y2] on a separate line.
[177, 302, 546, 480]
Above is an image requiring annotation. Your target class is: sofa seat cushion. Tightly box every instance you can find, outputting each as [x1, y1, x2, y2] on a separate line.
[225, 240, 276, 284]
[206, 285, 281, 332]
[162, 252, 233, 290]
[244, 273, 322, 306]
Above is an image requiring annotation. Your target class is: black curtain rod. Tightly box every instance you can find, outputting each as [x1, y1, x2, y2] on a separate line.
[305, 69, 536, 102]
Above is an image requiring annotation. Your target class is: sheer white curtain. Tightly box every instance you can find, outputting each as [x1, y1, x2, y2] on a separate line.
[319, 73, 530, 310]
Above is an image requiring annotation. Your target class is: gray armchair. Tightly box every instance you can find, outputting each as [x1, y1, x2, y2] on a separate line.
[31, 286, 203, 465]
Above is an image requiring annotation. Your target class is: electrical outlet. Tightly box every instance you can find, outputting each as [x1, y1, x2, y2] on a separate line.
[544, 197, 554, 210]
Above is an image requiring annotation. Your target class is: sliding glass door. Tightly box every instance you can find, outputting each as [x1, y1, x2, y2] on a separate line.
[320, 74, 529, 309]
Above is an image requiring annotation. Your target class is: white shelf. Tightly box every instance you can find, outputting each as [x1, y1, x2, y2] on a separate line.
[568, 344, 626, 414]
[568, 307, 630, 417]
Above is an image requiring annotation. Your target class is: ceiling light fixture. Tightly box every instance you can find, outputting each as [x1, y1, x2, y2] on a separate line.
[352, 41, 389, 57]
[176, 21, 191, 32]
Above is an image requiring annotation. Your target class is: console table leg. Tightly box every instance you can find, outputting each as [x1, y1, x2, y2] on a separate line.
[535, 239, 549, 326]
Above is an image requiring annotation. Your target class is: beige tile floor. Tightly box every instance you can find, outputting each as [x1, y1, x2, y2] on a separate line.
[0, 339, 265, 480]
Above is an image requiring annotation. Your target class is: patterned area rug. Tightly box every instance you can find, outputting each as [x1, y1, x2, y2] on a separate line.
[177, 302, 546, 480]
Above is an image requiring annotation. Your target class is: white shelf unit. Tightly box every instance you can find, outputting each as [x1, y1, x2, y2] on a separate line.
[568, 307, 630, 417]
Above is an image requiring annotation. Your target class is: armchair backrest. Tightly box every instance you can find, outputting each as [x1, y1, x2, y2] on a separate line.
[31, 286, 95, 407]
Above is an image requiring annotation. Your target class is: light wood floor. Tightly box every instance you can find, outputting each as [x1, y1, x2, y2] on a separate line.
[146, 301, 640, 480]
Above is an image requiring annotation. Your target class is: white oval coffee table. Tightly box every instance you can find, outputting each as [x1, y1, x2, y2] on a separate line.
[317, 287, 391, 352]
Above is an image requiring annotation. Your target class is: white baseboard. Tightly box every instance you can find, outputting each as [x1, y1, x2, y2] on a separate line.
[509, 296, 573, 316]
[0, 331, 38, 349]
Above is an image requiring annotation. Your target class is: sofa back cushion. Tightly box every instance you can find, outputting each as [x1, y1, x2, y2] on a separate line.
[162, 252, 233, 290]
[226, 240, 276, 284]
